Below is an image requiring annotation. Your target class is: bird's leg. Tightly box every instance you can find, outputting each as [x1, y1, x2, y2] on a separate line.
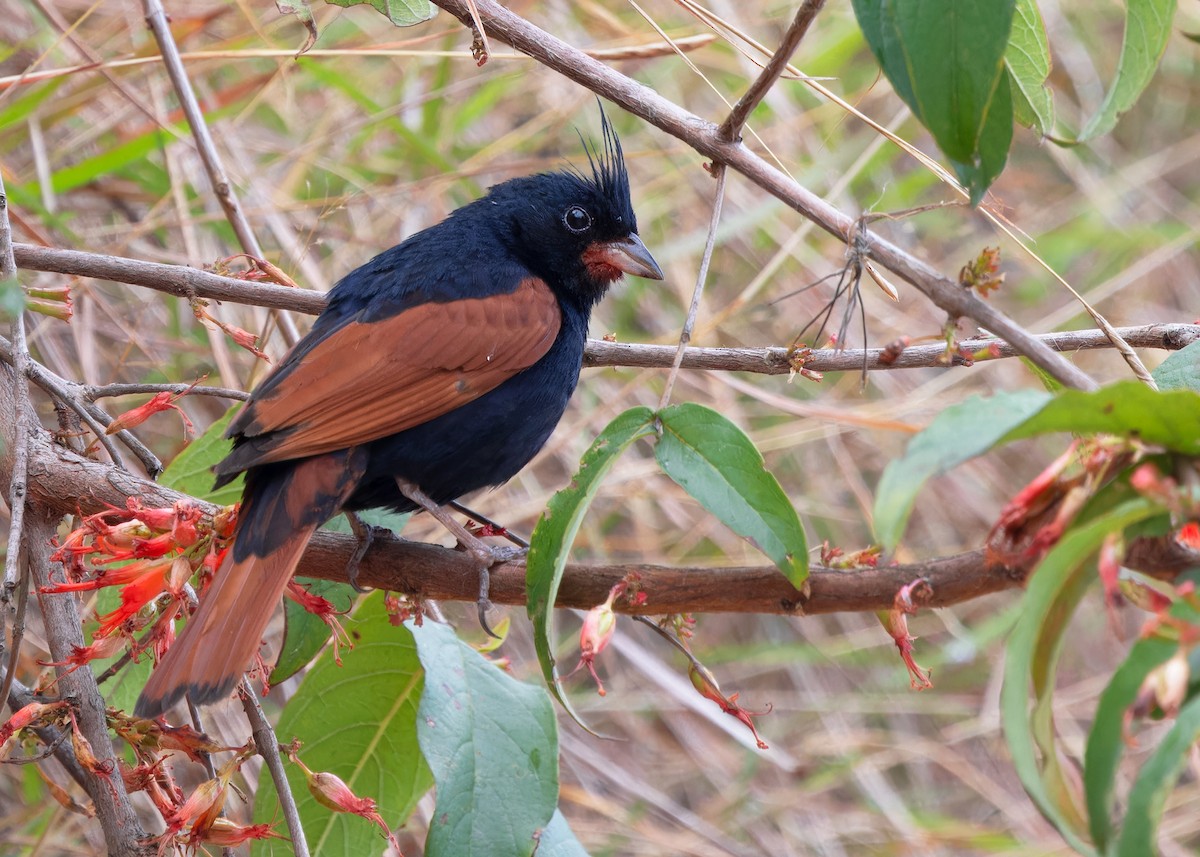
[343, 511, 391, 593]
[394, 478, 520, 637]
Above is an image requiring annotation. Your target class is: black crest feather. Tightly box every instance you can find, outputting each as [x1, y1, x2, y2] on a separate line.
[571, 103, 633, 220]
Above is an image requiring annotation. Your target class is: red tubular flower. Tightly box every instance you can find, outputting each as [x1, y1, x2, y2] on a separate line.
[163, 776, 226, 836]
[190, 818, 285, 847]
[285, 582, 353, 665]
[881, 579, 934, 691]
[289, 752, 402, 854]
[1177, 521, 1200, 550]
[0, 700, 70, 747]
[122, 497, 179, 530]
[93, 561, 175, 638]
[687, 662, 771, 750]
[39, 635, 128, 678]
[106, 391, 195, 438]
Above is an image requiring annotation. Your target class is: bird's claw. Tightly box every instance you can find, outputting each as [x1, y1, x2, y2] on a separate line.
[345, 516, 391, 593]
[466, 545, 525, 639]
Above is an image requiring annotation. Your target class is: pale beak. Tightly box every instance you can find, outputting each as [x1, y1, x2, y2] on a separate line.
[591, 234, 664, 280]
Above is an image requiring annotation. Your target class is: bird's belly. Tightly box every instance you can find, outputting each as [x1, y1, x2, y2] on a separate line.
[346, 354, 580, 513]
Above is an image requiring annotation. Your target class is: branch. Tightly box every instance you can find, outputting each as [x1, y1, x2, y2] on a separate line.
[429, 0, 1097, 392]
[13, 243, 1195, 376]
[0, 173, 33, 708]
[239, 681, 310, 857]
[0, 334, 162, 475]
[13, 243, 324, 314]
[718, 0, 826, 141]
[10, 389, 1196, 618]
[141, 0, 300, 346]
[26, 514, 152, 856]
[585, 324, 1200, 374]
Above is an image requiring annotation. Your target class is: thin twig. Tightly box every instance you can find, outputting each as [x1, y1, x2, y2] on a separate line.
[20, 244, 1182, 378]
[430, 0, 1097, 392]
[586, 323, 1200, 374]
[83, 382, 250, 402]
[239, 679, 311, 857]
[718, 0, 826, 142]
[7, 677, 89, 787]
[185, 697, 219, 780]
[14, 243, 325, 314]
[659, 165, 727, 410]
[140, 0, 300, 347]
[0, 334, 161, 475]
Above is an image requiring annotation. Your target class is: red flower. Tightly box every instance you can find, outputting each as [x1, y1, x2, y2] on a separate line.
[688, 662, 771, 750]
[289, 751, 402, 854]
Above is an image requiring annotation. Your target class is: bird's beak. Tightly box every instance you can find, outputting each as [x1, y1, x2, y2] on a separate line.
[591, 234, 664, 280]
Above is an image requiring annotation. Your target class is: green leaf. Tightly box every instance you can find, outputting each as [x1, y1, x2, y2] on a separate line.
[526, 407, 655, 728]
[0, 276, 25, 319]
[873, 390, 1051, 549]
[1001, 498, 1158, 856]
[1084, 635, 1176, 850]
[158, 405, 242, 506]
[1116, 694, 1200, 856]
[874, 383, 1200, 548]
[851, 0, 1016, 203]
[253, 594, 432, 857]
[1151, 339, 1200, 392]
[324, 0, 435, 27]
[414, 621, 560, 857]
[1006, 0, 1054, 134]
[1003, 382, 1200, 455]
[655, 403, 807, 587]
[1077, 0, 1178, 142]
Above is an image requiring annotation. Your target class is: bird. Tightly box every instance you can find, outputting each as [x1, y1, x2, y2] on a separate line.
[134, 113, 663, 718]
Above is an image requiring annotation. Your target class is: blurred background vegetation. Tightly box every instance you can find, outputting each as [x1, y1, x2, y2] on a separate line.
[2, 0, 1199, 853]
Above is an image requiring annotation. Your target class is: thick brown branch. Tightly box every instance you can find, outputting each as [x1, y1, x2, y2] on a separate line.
[27, 514, 152, 856]
[10, 401, 1195, 618]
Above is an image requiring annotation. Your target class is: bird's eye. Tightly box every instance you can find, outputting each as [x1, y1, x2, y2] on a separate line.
[563, 206, 592, 233]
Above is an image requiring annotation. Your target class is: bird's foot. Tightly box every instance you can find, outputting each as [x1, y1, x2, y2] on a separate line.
[394, 478, 526, 639]
[458, 542, 528, 638]
[344, 512, 390, 593]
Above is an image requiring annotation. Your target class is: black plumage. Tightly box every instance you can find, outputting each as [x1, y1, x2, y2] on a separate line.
[135, 116, 662, 717]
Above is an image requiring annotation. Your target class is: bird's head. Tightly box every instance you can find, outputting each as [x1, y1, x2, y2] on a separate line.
[485, 111, 664, 308]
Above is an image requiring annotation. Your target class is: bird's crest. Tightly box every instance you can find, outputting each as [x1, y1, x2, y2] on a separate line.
[576, 105, 632, 211]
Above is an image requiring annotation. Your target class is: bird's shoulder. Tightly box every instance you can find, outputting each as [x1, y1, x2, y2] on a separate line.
[323, 209, 531, 325]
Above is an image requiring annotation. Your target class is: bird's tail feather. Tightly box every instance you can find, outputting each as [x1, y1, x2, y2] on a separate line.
[135, 449, 366, 717]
